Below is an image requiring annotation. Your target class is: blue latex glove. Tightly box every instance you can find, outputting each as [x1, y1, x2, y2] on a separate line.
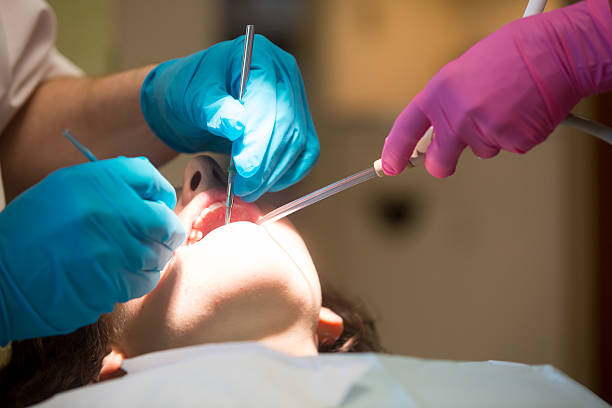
[0, 157, 185, 345]
[140, 34, 319, 202]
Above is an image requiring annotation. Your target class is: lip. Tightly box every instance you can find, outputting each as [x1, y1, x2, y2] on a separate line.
[177, 189, 262, 246]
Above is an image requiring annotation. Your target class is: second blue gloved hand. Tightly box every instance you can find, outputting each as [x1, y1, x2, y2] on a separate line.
[0, 157, 185, 345]
[140, 34, 319, 202]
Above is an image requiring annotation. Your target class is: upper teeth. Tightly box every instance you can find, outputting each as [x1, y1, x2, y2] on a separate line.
[193, 202, 224, 229]
[187, 202, 225, 245]
[188, 229, 204, 243]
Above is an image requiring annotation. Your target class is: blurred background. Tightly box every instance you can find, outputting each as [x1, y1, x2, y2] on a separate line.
[48, 0, 612, 401]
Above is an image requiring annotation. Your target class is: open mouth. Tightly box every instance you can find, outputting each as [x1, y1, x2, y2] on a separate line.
[182, 189, 261, 246]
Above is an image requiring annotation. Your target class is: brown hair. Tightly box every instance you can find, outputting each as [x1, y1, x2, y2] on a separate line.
[318, 283, 383, 353]
[0, 285, 382, 407]
[0, 318, 113, 407]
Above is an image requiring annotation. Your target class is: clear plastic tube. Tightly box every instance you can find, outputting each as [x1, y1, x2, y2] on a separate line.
[257, 166, 379, 225]
[257, 131, 432, 226]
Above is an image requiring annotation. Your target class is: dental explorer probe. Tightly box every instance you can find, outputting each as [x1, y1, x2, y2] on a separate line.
[62, 129, 98, 162]
[226, 24, 255, 225]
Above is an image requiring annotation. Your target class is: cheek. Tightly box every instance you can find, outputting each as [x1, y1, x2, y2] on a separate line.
[106, 259, 182, 357]
[106, 300, 142, 356]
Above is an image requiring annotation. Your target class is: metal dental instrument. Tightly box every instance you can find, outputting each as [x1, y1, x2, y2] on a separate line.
[62, 129, 98, 161]
[226, 24, 255, 225]
[257, 129, 433, 226]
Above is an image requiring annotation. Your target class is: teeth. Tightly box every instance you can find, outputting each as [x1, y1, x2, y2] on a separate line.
[207, 202, 224, 211]
[193, 202, 225, 229]
[193, 213, 206, 229]
[186, 229, 204, 246]
[187, 202, 226, 246]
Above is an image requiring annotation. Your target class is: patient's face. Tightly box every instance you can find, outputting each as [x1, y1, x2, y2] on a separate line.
[109, 156, 324, 358]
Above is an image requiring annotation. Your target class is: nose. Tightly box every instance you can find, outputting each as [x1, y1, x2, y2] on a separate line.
[181, 156, 227, 206]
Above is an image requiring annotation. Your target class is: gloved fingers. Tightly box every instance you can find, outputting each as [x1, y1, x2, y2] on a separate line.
[424, 126, 467, 178]
[235, 60, 312, 200]
[269, 119, 319, 193]
[463, 119, 501, 158]
[100, 157, 178, 210]
[468, 139, 500, 158]
[231, 62, 278, 182]
[200, 35, 290, 146]
[237, 136, 301, 202]
[197, 135, 232, 155]
[495, 133, 534, 154]
[233, 34, 319, 199]
[268, 65, 319, 192]
[184, 41, 246, 142]
[498, 122, 547, 154]
[382, 101, 431, 175]
[111, 197, 184, 277]
[233, 174, 263, 202]
[138, 200, 186, 253]
[268, 136, 319, 193]
[97, 252, 159, 302]
[235, 119, 304, 201]
[198, 94, 246, 142]
[121, 268, 161, 300]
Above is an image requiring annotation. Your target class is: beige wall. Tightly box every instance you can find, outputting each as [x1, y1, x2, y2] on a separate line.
[302, 0, 598, 390]
[50, 0, 600, 391]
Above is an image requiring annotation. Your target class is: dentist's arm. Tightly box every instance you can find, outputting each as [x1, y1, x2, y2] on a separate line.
[1, 35, 319, 203]
[0, 66, 176, 201]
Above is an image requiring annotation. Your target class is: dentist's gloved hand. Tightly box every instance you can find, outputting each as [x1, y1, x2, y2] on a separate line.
[0, 157, 185, 345]
[382, 0, 612, 178]
[141, 34, 319, 202]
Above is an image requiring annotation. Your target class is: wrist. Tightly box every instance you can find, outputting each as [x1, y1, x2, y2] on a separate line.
[140, 58, 200, 153]
[506, 0, 612, 117]
[559, 0, 612, 95]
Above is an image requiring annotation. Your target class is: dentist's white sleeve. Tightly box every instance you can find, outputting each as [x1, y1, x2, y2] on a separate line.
[0, 0, 82, 208]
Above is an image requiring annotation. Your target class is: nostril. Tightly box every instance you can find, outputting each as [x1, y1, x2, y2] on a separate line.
[190, 171, 202, 191]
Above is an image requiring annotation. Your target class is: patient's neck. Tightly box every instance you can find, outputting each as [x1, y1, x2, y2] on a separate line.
[181, 312, 319, 357]
[257, 325, 319, 356]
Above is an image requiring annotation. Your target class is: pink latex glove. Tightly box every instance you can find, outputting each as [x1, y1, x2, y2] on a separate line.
[382, 0, 612, 178]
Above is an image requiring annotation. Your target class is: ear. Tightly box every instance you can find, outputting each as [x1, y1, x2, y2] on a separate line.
[317, 307, 344, 346]
[98, 350, 126, 381]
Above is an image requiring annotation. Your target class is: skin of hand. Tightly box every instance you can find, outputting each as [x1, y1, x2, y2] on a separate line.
[0, 66, 176, 202]
[381, 0, 612, 178]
